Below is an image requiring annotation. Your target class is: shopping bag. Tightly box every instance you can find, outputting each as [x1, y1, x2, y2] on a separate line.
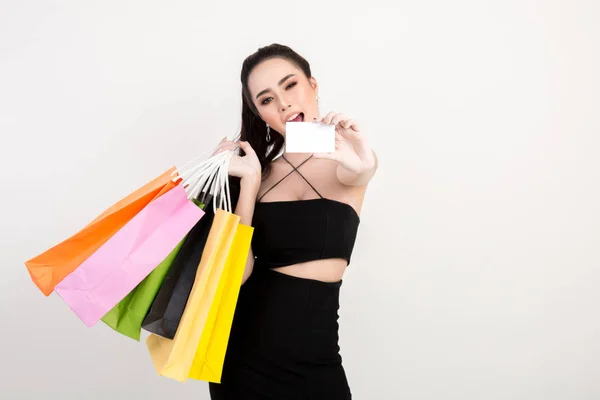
[25, 167, 179, 296]
[141, 207, 216, 339]
[188, 222, 252, 382]
[101, 198, 206, 341]
[146, 208, 240, 382]
[142, 175, 242, 339]
[100, 238, 185, 340]
[54, 184, 205, 326]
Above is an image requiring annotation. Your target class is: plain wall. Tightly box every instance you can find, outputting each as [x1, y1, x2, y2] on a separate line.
[1, 1, 599, 399]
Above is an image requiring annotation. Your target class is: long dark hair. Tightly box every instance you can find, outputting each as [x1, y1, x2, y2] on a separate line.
[237, 43, 313, 179]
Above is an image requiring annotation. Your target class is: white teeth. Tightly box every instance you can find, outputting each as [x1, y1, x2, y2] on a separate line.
[287, 113, 300, 122]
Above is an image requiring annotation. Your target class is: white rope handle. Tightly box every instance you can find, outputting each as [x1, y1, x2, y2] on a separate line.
[204, 151, 232, 213]
[172, 138, 238, 212]
[174, 148, 235, 212]
[170, 146, 218, 182]
[171, 138, 235, 184]
[177, 151, 228, 184]
[199, 153, 226, 201]
[176, 149, 231, 199]
[214, 152, 232, 213]
[184, 157, 224, 200]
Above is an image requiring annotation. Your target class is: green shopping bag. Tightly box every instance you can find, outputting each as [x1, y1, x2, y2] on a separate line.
[101, 199, 205, 340]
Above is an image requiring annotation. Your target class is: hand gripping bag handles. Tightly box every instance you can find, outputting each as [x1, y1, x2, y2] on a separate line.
[53, 181, 206, 327]
[146, 148, 253, 383]
[24, 168, 180, 296]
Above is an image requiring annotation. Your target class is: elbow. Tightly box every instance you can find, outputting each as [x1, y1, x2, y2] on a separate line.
[241, 273, 251, 285]
[241, 260, 254, 285]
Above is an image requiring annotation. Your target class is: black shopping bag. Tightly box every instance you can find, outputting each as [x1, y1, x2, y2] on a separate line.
[141, 177, 241, 339]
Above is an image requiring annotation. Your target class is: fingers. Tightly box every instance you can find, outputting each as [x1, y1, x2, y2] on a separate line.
[321, 111, 337, 124]
[341, 119, 355, 129]
[214, 139, 258, 159]
[238, 140, 256, 155]
[321, 112, 346, 125]
[214, 140, 238, 155]
[330, 113, 348, 126]
[320, 112, 360, 132]
[216, 144, 237, 153]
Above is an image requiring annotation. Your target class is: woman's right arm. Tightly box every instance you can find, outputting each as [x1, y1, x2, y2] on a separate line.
[214, 139, 262, 285]
[234, 173, 260, 284]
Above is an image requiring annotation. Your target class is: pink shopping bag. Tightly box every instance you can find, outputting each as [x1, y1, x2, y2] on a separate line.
[54, 184, 205, 327]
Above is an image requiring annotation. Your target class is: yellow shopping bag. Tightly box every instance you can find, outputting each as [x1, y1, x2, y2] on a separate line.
[188, 222, 253, 382]
[146, 208, 239, 382]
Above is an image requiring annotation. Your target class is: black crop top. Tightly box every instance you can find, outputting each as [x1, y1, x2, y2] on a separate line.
[250, 155, 360, 269]
[251, 198, 360, 268]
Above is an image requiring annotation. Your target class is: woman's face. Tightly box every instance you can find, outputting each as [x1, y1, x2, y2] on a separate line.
[247, 57, 319, 136]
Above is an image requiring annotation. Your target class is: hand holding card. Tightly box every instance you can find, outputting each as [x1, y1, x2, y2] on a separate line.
[311, 111, 376, 175]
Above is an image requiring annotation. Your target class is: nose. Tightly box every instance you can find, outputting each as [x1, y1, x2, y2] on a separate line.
[277, 95, 292, 111]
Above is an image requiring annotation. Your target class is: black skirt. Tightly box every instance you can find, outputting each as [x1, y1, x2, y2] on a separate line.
[209, 266, 352, 400]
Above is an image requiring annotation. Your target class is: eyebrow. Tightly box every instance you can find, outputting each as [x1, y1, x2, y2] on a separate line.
[255, 74, 296, 100]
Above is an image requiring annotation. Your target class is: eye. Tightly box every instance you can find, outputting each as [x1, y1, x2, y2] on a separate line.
[259, 82, 296, 106]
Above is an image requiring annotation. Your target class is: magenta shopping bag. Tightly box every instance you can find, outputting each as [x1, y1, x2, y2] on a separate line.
[54, 184, 205, 327]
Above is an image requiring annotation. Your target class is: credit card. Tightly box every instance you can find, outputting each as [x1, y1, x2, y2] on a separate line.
[285, 121, 335, 153]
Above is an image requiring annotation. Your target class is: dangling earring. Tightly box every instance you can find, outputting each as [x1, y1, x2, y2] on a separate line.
[266, 123, 271, 142]
[316, 95, 320, 113]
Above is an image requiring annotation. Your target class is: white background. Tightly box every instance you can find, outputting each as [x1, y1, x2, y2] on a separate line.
[1, 1, 599, 399]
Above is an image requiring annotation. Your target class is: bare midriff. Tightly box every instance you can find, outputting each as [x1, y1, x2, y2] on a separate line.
[272, 258, 348, 282]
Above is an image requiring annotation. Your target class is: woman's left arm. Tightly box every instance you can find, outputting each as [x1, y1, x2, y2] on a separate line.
[313, 112, 378, 186]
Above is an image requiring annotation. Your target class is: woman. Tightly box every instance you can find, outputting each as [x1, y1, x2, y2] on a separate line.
[209, 43, 377, 399]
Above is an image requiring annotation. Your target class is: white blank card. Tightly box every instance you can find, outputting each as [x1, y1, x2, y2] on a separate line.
[285, 122, 335, 153]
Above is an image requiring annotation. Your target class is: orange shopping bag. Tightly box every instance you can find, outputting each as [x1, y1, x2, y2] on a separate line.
[25, 168, 180, 296]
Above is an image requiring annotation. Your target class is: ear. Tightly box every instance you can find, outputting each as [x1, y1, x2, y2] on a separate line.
[309, 76, 318, 93]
